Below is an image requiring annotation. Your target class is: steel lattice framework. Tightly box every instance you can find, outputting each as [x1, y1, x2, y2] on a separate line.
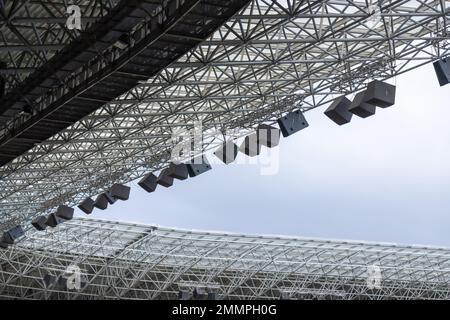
[0, 217, 448, 300]
[0, 0, 120, 87]
[0, 0, 449, 228]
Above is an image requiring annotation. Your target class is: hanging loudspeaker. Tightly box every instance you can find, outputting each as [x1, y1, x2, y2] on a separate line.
[324, 96, 353, 125]
[277, 110, 309, 137]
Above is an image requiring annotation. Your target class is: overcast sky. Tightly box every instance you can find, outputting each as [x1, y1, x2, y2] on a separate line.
[77, 64, 450, 247]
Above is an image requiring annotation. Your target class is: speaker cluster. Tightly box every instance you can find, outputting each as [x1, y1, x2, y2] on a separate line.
[324, 80, 396, 126]
[212, 117, 307, 165]
[30, 184, 130, 232]
[79, 183, 131, 214]
[29, 110, 310, 231]
[31, 205, 74, 232]
[138, 158, 212, 196]
[26, 78, 410, 234]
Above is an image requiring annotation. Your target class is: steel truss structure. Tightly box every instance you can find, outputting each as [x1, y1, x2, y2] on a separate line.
[0, 0, 120, 87]
[0, 217, 448, 300]
[0, 0, 250, 166]
[0, 0, 449, 228]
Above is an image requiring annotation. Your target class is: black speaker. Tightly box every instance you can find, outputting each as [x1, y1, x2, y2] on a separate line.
[78, 197, 95, 214]
[32, 216, 48, 231]
[324, 96, 352, 125]
[239, 133, 261, 157]
[257, 124, 281, 148]
[349, 91, 376, 118]
[364, 80, 396, 108]
[433, 57, 450, 86]
[93, 194, 108, 210]
[157, 168, 174, 187]
[45, 213, 65, 228]
[186, 156, 211, 177]
[55, 205, 74, 221]
[138, 173, 158, 193]
[214, 141, 239, 164]
[103, 191, 117, 204]
[1, 233, 13, 245]
[277, 110, 309, 137]
[45, 214, 57, 228]
[4, 225, 25, 243]
[110, 183, 130, 201]
[166, 163, 189, 180]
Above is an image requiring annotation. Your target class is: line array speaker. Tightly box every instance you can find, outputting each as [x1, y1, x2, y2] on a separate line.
[55, 205, 74, 221]
[78, 197, 95, 214]
[324, 96, 353, 125]
[93, 194, 109, 210]
[433, 57, 450, 86]
[138, 173, 158, 192]
[349, 91, 376, 118]
[167, 163, 189, 180]
[187, 156, 212, 177]
[157, 168, 174, 187]
[277, 110, 309, 137]
[257, 124, 281, 148]
[110, 184, 131, 201]
[239, 133, 261, 157]
[214, 141, 239, 164]
[364, 80, 396, 108]
[32, 216, 48, 231]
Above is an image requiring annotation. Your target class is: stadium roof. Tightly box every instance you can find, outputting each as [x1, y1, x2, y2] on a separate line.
[0, 218, 448, 300]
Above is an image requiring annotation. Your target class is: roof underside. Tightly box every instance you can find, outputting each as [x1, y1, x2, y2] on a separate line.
[0, 0, 251, 166]
[0, 218, 448, 300]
